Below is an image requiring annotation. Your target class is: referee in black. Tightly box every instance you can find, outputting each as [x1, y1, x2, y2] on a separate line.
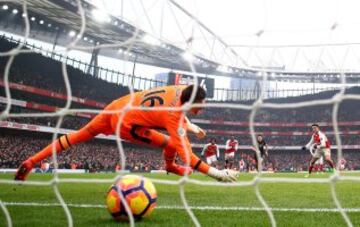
[253, 135, 268, 171]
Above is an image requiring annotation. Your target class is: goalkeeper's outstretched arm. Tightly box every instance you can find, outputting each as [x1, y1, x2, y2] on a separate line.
[166, 116, 238, 182]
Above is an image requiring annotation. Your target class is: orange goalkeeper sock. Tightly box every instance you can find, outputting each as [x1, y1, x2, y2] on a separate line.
[163, 149, 210, 175]
[30, 128, 94, 164]
[309, 165, 314, 174]
[190, 154, 210, 174]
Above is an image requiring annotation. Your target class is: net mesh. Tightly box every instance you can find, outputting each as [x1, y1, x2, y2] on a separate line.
[0, 0, 360, 227]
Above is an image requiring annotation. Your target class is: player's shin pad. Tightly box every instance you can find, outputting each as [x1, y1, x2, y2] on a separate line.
[207, 167, 239, 182]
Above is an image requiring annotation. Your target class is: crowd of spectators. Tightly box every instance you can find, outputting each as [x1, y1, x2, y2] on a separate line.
[0, 103, 89, 129]
[0, 132, 163, 172]
[1, 131, 360, 172]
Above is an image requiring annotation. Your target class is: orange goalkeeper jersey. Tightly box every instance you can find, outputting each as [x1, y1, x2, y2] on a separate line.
[102, 85, 197, 165]
[106, 85, 186, 129]
[108, 85, 186, 129]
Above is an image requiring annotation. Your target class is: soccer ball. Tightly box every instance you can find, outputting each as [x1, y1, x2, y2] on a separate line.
[106, 175, 157, 221]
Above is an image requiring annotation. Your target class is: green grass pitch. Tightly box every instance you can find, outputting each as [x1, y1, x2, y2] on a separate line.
[0, 172, 360, 226]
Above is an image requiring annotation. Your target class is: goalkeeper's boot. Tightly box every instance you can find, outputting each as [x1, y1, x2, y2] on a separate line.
[15, 159, 34, 181]
[166, 164, 192, 176]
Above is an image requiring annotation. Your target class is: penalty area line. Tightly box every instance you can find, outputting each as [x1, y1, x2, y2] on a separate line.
[3, 202, 360, 213]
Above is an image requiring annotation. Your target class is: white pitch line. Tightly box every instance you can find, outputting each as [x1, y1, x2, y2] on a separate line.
[3, 202, 360, 213]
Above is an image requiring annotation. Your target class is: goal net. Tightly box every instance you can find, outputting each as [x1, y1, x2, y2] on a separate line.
[0, 0, 360, 227]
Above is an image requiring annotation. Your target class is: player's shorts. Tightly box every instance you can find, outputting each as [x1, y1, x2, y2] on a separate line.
[206, 155, 217, 165]
[313, 148, 331, 159]
[340, 164, 345, 170]
[254, 153, 264, 163]
[85, 112, 168, 145]
[83, 98, 170, 149]
[225, 152, 235, 161]
[315, 157, 324, 165]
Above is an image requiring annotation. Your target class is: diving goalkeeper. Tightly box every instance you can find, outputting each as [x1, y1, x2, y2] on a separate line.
[15, 85, 239, 182]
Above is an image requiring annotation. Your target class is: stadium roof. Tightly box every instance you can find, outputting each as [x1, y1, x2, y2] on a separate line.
[1, 0, 360, 84]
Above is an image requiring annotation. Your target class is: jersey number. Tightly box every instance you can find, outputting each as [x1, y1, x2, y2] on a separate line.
[141, 90, 165, 107]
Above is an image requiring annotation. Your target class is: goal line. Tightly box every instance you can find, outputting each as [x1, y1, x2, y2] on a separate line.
[4, 202, 360, 213]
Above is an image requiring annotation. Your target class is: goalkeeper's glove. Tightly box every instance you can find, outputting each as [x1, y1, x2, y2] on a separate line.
[207, 167, 239, 182]
[301, 146, 307, 151]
